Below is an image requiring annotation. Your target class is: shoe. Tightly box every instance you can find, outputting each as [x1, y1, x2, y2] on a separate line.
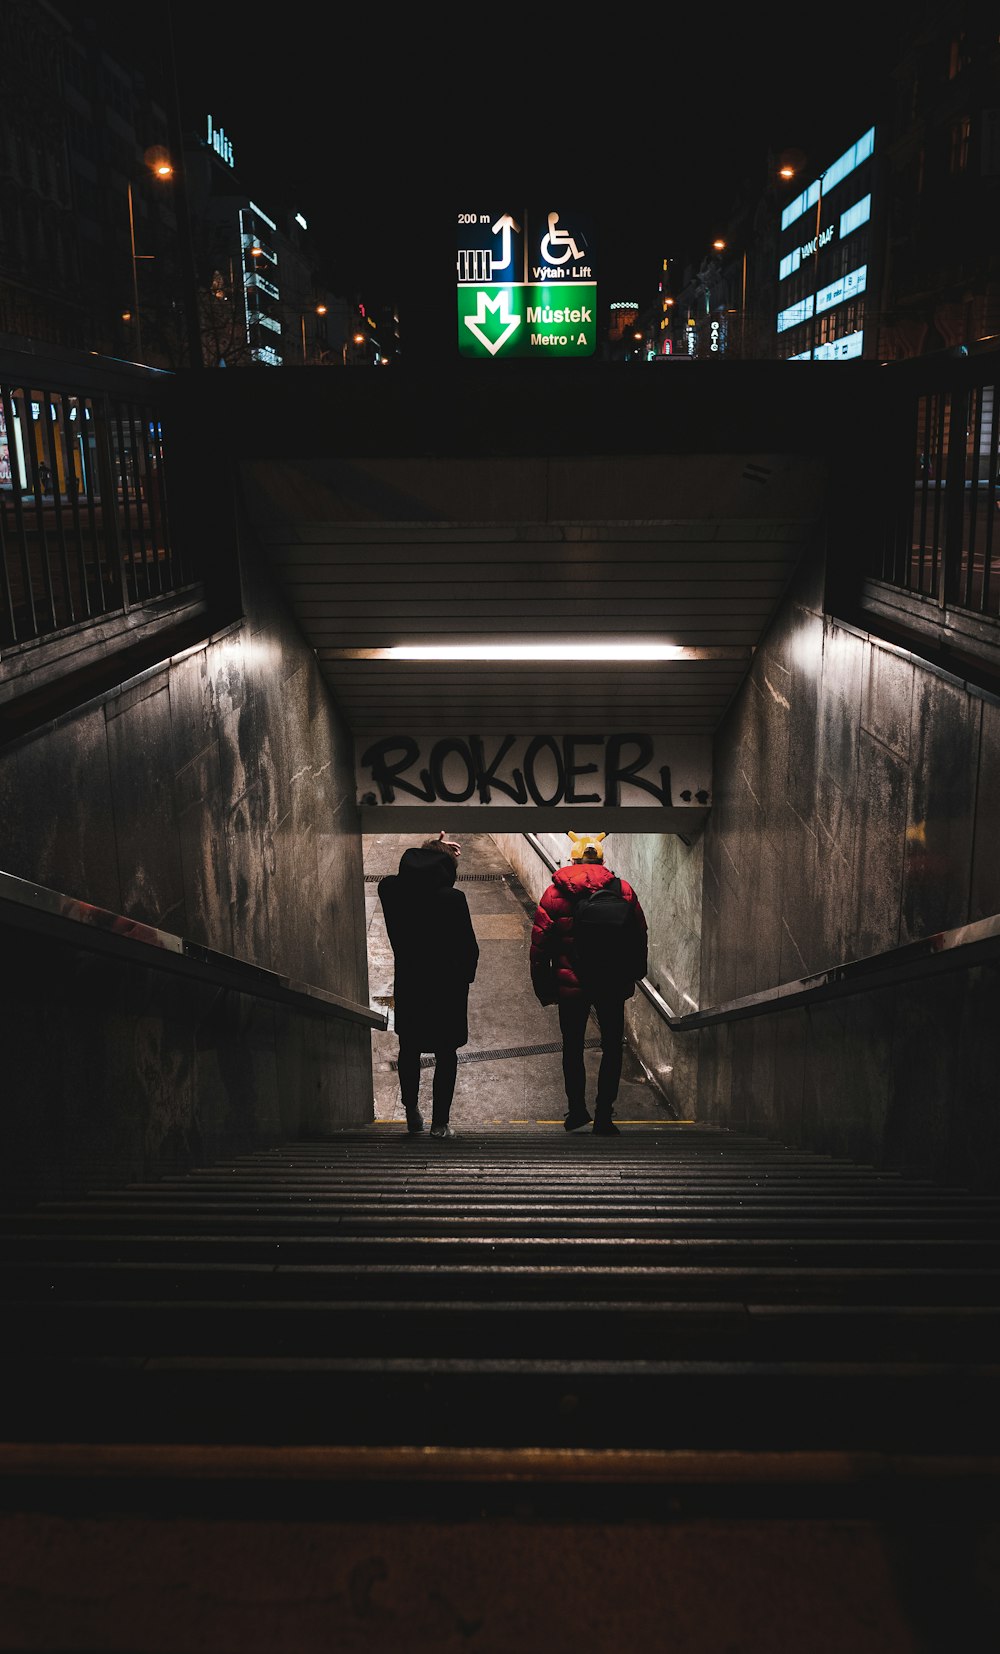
[564, 1109, 593, 1133]
[405, 1108, 424, 1134]
[429, 1123, 457, 1139]
[593, 1120, 620, 1137]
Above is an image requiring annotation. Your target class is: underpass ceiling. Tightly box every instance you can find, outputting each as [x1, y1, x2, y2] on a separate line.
[240, 449, 828, 736]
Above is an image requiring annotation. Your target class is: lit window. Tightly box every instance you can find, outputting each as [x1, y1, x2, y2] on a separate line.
[839, 193, 871, 239]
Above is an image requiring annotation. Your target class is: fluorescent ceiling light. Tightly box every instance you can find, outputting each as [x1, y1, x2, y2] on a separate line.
[376, 643, 689, 661]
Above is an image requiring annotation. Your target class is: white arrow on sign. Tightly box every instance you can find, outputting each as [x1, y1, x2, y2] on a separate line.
[463, 290, 521, 356]
[490, 213, 521, 272]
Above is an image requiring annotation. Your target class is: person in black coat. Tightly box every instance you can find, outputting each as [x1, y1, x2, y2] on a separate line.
[377, 831, 479, 1139]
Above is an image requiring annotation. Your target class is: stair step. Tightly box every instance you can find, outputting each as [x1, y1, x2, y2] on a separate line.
[4, 1356, 998, 1452]
[16, 1198, 1000, 1226]
[5, 1258, 1000, 1303]
[4, 1230, 999, 1265]
[5, 1297, 998, 1361]
[6, 1217, 999, 1249]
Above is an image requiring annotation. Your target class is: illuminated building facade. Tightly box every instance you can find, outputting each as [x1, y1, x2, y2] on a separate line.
[239, 199, 283, 366]
[190, 124, 355, 369]
[185, 119, 284, 368]
[775, 127, 879, 361]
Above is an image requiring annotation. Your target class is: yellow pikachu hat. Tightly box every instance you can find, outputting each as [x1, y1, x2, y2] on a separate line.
[567, 830, 606, 863]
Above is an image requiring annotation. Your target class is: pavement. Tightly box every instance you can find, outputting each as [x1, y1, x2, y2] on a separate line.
[363, 832, 673, 1134]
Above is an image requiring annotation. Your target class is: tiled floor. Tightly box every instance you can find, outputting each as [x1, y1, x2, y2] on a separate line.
[363, 832, 672, 1133]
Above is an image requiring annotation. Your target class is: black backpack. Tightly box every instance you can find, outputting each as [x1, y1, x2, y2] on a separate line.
[572, 876, 640, 990]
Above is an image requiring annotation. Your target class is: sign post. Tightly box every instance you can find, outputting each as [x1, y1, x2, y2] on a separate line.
[456, 209, 597, 360]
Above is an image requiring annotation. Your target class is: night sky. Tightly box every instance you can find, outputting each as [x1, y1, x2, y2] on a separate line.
[85, 1, 922, 311]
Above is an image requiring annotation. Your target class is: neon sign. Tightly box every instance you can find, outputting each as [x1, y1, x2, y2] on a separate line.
[206, 116, 235, 168]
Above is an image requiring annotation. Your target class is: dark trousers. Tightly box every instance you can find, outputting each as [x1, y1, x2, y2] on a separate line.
[557, 993, 626, 1119]
[397, 1041, 459, 1125]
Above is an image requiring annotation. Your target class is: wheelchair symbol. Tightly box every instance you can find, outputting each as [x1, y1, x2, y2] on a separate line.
[539, 211, 586, 265]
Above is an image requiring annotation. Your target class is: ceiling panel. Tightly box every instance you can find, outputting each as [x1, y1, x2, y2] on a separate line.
[240, 447, 827, 737]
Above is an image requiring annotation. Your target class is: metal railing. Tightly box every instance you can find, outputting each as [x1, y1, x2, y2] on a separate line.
[0, 354, 191, 651]
[872, 350, 1000, 621]
[0, 869, 387, 1032]
[660, 912, 1000, 1030]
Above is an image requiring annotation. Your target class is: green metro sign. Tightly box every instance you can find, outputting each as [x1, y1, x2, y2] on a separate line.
[456, 209, 597, 360]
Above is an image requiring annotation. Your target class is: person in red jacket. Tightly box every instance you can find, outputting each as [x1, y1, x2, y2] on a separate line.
[529, 836, 648, 1137]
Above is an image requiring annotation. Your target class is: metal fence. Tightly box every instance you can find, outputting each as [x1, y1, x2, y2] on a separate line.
[874, 354, 1000, 620]
[0, 368, 190, 650]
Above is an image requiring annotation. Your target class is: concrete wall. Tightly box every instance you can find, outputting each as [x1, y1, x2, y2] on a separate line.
[490, 828, 703, 1116]
[697, 544, 1000, 1190]
[603, 830, 703, 1117]
[0, 537, 373, 1206]
[488, 835, 554, 912]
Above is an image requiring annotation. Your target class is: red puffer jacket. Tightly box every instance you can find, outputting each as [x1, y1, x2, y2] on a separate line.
[529, 862, 648, 1004]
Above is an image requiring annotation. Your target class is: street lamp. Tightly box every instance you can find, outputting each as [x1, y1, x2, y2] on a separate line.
[299, 303, 328, 363]
[710, 238, 749, 356]
[126, 179, 144, 360]
[343, 329, 367, 366]
[126, 155, 174, 363]
[778, 152, 823, 359]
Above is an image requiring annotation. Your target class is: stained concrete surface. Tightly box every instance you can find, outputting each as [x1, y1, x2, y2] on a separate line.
[363, 833, 673, 1133]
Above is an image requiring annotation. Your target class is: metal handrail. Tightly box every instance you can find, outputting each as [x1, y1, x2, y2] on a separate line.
[0, 869, 387, 1031]
[665, 913, 1000, 1029]
[522, 833, 1000, 1029]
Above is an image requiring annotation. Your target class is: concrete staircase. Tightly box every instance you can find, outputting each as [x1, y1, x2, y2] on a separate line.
[2, 1122, 999, 1650]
